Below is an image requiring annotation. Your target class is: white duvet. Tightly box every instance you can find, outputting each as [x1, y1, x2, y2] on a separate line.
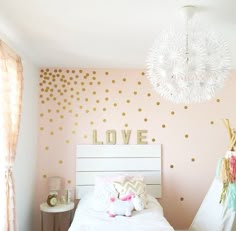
[69, 194, 174, 231]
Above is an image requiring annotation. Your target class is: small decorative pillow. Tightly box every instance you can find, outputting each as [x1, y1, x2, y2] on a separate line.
[92, 175, 126, 211]
[113, 179, 148, 208]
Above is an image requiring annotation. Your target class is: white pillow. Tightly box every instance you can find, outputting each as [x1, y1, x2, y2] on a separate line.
[92, 175, 126, 211]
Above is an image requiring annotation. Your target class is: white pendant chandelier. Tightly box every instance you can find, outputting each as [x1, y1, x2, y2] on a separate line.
[146, 5, 231, 104]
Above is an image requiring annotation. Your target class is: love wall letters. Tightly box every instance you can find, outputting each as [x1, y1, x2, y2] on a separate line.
[92, 129, 148, 144]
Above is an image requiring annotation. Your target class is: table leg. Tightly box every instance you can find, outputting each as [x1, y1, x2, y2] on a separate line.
[69, 210, 73, 226]
[58, 213, 61, 231]
[41, 211, 43, 231]
[53, 214, 55, 231]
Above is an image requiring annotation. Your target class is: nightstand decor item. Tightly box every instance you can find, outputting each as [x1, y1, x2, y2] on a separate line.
[146, 5, 231, 104]
[47, 194, 58, 207]
[48, 176, 62, 196]
[66, 189, 72, 203]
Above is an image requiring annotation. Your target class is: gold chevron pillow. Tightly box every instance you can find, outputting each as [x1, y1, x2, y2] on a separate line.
[113, 179, 148, 208]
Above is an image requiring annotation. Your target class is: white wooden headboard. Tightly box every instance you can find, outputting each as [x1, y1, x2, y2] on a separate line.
[76, 145, 162, 199]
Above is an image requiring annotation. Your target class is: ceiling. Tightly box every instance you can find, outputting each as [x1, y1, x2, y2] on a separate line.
[0, 0, 236, 68]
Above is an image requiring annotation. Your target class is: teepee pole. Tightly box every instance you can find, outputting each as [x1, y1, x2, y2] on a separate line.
[222, 119, 236, 151]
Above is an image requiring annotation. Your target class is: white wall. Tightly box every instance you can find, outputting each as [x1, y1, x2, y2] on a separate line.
[14, 59, 38, 231]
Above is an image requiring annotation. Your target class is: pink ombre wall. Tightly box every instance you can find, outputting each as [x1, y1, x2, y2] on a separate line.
[35, 68, 236, 229]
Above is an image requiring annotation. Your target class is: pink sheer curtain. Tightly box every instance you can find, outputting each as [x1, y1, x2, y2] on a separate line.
[0, 40, 23, 231]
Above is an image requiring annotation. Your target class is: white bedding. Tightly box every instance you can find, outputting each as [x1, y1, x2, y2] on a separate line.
[69, 194, 174, 231]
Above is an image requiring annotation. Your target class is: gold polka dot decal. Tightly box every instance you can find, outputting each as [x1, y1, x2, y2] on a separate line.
[216, 99, 220, 103]
[43, 174, 47, 179]
[144, 118, 148, 122]
[45, 146, 49, 151]
[210, 121, 214, 125]
[191, 158, 195, 162]
[103, 118, 107, 123]
[137, 81, 142, 85]
[126, 99, 130, 103]
[59, 160, 63, 164]
[113, 103, 117, 107]
[133, 91, 137, 95]
[184, 106, 188, 109]
[105, 71, 109, 75]
[180, 197, 184, 201]
[40, 127, 44, 131]
[124, 123, 128, 128]
[152, 138, 156, 142]
[141, 72, 145, 76]
[138, 108, 142, 112]
[122, 112, 126, 116]
[147, 93, 151, 97]
[171, 111, 175, 115]
[123, 78, 126, 82]
[156, 102, 160, 106]
[83, 134, 88, 139]
[170, 164, 174, 168]
[162, 124, 166, 128]
[185, 134, 189, 138]
[65, 140, 70, 144]
[67, 180, 71, 184]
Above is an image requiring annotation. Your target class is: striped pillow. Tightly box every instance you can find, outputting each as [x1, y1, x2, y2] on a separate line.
[113, 179, 148, 208]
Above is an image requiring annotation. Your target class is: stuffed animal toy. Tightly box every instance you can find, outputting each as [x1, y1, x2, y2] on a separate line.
[107, 194, 134, 217]
[107, 194, 145, 217]
[132, 195, 145, 211]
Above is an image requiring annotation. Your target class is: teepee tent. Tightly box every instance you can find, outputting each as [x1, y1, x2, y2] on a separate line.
[190, 177, 236, 231]
[190, 119, 236, 231]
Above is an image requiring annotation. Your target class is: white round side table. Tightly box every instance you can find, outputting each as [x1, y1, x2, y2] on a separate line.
[40, 202, 75, 231]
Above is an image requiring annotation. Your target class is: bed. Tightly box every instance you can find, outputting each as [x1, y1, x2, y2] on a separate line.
[69, 145, 174, 231]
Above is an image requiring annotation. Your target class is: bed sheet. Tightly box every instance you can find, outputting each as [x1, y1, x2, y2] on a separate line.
[69, 194, 174, 231]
